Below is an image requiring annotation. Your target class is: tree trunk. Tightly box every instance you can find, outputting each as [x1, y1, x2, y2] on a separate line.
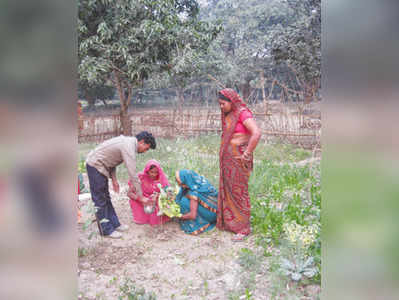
[199, 85, 205, 105]
[114, 71, 132, 136]
[304, 81, 316, 104]
[260, 71, 268, 114]
[176, 87, 185, 113]
[101, 99, 108, 108]
[119, 104, 131, 136]
[239, 80, 251, 102]
[85, 94, 96, 111]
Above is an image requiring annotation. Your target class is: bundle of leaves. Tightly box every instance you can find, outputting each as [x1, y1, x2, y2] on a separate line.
[156, 184, 182, 218]
[78, 159, 86, 174]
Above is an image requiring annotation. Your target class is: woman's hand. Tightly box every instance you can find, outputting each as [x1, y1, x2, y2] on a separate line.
[127, 189, 137, 200]
[242, 118, 261, 155]
[166, 189, 175, 200]
[179, 195, 198, 220]
[127, 185, 137, 199]
[241, 151, 252, 161]
[141, 196, 154, 205]
[150, 192, 159, 204]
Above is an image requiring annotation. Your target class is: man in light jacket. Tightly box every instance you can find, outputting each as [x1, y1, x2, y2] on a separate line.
[86, 131, 156, 238]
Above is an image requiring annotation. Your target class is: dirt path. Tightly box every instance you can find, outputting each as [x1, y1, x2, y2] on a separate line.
[78, 184, 270, 300]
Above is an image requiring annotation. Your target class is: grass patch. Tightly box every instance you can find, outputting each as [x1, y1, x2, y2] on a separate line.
[79, 134, 312, 186]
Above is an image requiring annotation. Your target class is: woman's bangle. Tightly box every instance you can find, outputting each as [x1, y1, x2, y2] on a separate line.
[243, 151, 251, 159]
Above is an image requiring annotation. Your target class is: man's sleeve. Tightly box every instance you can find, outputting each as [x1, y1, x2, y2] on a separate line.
[121, 144, 143, 199]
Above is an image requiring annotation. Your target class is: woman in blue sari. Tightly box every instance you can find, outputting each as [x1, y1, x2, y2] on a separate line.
[175, 170, 218, 235]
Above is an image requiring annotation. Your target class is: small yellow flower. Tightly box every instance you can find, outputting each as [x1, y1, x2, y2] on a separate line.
[284, 222, 319, 248]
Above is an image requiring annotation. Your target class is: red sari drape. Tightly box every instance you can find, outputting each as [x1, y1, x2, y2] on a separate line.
[216, 89, 253, 235]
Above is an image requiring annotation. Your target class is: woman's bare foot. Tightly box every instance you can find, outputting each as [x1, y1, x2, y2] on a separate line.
[231, 233, 248, 242]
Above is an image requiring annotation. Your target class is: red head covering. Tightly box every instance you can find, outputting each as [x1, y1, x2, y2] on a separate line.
[129, 159, 170, 198]
[219, 88, 248, 111]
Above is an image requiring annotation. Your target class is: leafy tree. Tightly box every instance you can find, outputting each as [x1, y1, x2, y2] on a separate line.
[200, 0, 321, 103]
[200, 0, 292, 101]
[163, 22, 220, 109]
[78, 0, 218, 134]
[270, 0, 321, 102]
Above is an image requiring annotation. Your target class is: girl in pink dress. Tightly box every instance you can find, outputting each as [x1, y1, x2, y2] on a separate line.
[127, 160, 170, 226]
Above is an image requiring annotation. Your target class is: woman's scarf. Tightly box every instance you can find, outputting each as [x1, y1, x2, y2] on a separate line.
[130, 159, 169, 198]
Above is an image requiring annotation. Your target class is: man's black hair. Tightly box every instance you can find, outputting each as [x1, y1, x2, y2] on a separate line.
[136, 131, 156, 149]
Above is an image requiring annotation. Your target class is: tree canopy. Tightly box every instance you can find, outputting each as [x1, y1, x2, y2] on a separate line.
[78, 0, 219, 133]
[199, 0, 321, 102]
[78, 0, 321, 117]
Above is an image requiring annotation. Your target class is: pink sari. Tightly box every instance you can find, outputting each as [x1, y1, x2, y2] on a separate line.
[128, 160, 170, 225]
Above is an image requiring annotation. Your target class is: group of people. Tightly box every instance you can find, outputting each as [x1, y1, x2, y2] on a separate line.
[85, 89, 261, 241]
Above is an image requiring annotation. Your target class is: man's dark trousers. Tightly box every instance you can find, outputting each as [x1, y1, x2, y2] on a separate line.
[86, 164, 120, 235]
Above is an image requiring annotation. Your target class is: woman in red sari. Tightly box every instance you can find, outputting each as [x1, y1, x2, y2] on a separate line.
[127, 159, 170, 226]
[216, 88, 261, 241]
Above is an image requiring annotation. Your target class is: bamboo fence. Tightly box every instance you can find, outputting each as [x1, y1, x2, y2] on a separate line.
[78, 102, 321, 150]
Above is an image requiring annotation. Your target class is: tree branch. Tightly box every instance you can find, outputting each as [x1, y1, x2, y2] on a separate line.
[207, 74, 226, 89]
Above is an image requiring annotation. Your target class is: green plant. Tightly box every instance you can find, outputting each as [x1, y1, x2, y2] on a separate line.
[228, 292, 240, 300]
[78, 159, 86, 174]
[277, 222, 319, 283]
[203, 279, 209, 297]
[81, 199, 107, 240]
[238, 248, 261, 272]
[157, 184, 182, 217]
[251, 160, 320, 244]
[108, 276, 118, 287]
[78, 247, 88, 257]
[78, 173, 87, 193]
[244, 288, 252, 300]
[280, 255, 317, 282]
[119, 278, 157, 300]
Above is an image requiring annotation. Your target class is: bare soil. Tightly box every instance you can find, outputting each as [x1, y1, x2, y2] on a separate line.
[78, 183, 270, 300]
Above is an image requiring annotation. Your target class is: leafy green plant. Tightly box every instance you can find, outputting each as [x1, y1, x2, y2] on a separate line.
[276, 222, 320, 283]
[78, 173, 87, 193]
[118, 278, 157, 300]
[251, 161, 320, 243]
[78, 159, 86, 174]
[157, 184, 182, 217]
[78, 247, 88, 257]
[238, 248, 262, 272]
[244, 289, 253, 300]
[280, 255, 317, 282]
[81, 199, 107, 240]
